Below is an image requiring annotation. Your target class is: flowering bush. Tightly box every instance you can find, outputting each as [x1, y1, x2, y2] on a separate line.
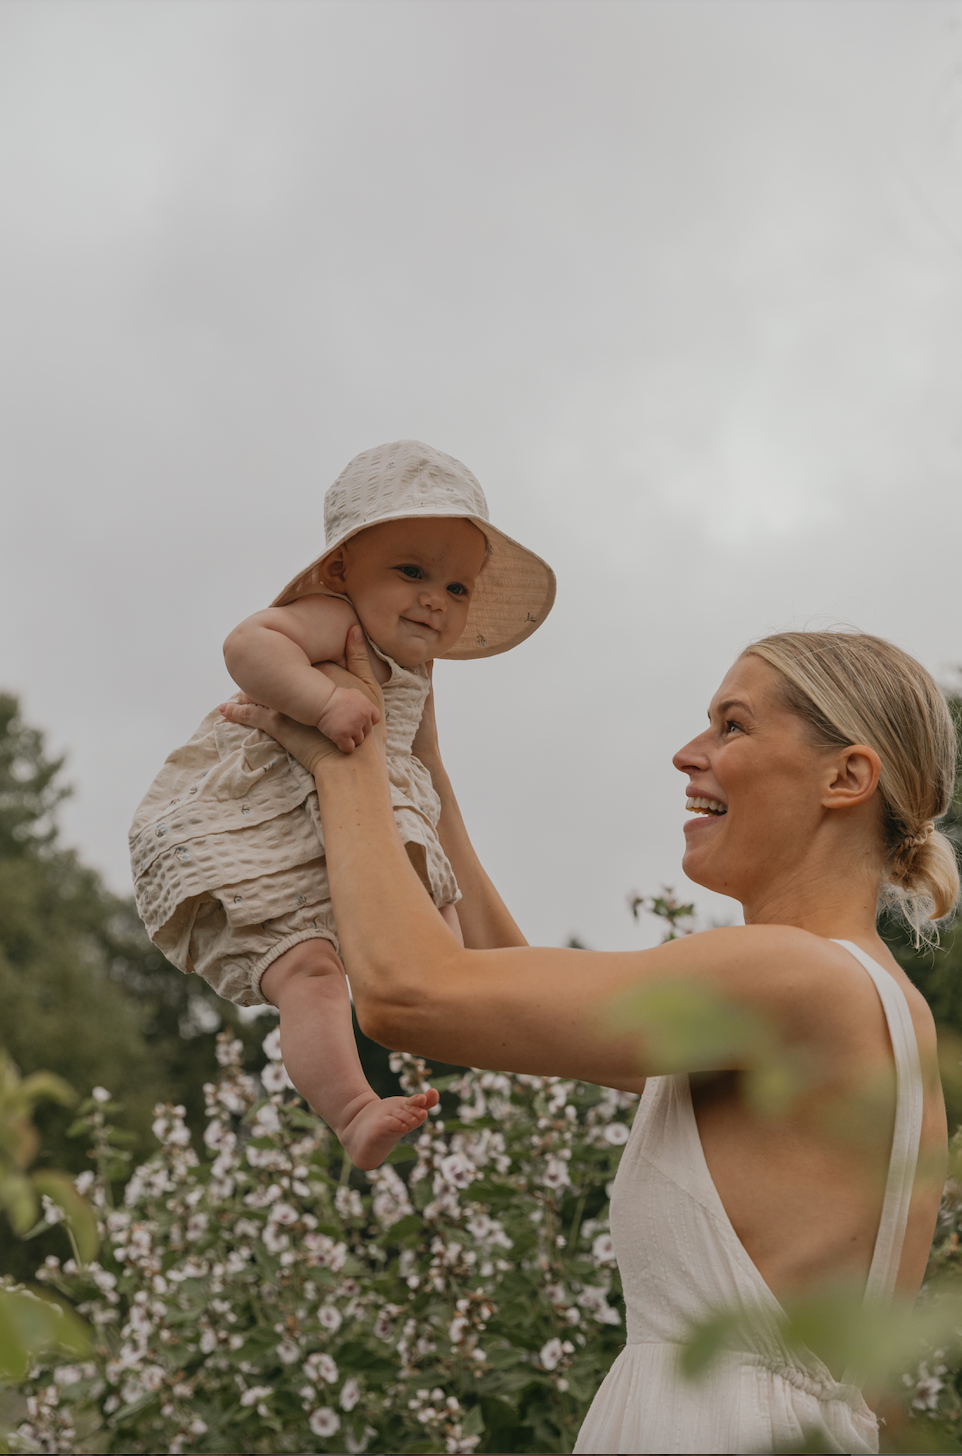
[9, 1030, 636, 1454]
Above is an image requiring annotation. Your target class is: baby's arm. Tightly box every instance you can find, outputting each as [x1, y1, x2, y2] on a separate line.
[223, 596, 379, 752]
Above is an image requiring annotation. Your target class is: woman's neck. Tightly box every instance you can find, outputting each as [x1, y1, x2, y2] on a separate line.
[741, 865, 884, 950]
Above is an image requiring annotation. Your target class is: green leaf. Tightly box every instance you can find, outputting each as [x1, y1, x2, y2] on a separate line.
[460, 1401, 484, 1437]
[0, 1169, 38, 1234]
[385, 1142, 417, 1163]
[32, 1169, 99, 1262]
[0, 1285, 90, 1381]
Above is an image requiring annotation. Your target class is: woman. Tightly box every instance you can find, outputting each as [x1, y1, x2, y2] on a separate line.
[222, 629, 954, 1454]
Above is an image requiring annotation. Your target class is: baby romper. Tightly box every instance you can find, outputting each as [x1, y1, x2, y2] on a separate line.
[129, 645, 459, 1007]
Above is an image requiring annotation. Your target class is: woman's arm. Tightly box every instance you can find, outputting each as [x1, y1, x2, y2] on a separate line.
[221, 631, 855, 1088]
[411, 670, 527, 951]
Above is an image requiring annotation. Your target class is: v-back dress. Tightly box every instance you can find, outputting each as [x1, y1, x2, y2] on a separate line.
[574, 940, 925, 1455]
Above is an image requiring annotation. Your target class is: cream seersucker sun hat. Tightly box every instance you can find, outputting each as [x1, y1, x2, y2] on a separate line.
[272, 440, 556, 660]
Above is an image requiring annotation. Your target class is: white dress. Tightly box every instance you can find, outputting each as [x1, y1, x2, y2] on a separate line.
[574, 940, 924, 1455]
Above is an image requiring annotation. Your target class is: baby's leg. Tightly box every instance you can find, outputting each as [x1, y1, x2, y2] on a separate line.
[260, 939, 438, 1171]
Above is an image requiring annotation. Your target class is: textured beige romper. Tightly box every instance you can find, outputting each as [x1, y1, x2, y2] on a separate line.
[129, 644, 459, 1007]
[574, 940, 923, 1455]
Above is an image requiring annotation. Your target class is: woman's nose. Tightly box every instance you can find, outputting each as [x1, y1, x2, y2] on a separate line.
[672, 732, 709, 774]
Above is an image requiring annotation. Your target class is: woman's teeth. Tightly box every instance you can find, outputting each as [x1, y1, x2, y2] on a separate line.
[686, 797, 727, 816]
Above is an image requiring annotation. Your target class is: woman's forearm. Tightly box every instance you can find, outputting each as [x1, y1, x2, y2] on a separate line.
[422, 754, 527, 950]
[315, 740, 462, 1018]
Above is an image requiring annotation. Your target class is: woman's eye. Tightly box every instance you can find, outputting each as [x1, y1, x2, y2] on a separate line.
[725, 719, 742, 735]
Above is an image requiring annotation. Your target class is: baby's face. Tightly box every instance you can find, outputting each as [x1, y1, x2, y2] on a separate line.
[322, 517, 487, 666]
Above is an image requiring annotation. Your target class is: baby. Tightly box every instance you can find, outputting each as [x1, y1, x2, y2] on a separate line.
[130, 440, 555, 1168]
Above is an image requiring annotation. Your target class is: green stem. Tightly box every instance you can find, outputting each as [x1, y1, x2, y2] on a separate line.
[567, 1189, 587, 1257]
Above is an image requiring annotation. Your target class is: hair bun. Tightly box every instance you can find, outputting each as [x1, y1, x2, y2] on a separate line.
[899, 822, 935, 853]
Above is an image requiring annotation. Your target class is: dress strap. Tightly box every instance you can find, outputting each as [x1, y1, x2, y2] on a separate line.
[831, 939, 924, 1309]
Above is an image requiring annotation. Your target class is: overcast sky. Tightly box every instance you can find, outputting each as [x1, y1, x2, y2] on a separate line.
[3, 0, 962, 954]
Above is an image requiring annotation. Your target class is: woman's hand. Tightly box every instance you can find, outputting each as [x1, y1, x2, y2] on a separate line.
[220, 626, 385, 772]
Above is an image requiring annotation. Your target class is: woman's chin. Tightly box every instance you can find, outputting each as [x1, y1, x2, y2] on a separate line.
[680, 834, 724, 894]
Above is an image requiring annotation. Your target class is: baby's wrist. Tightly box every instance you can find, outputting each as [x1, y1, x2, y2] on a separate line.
[316, 686, 341, 729]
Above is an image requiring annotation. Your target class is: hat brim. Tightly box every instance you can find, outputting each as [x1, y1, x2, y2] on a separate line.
[271, 509, 556, 660]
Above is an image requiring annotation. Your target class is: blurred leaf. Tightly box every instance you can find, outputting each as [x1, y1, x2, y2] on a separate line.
[0, 1169, 38, 1234]
[610, 978, 808, 1114]
[678, 1307, 743, 1380]
[31, 1170, 99, 1262]
[683, 1286, 962, 1394]
[0, 1285, 89, 1381]
[385, 1143, 418, 1163]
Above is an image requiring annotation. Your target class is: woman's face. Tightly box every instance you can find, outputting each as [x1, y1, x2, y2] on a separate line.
[672, 654, 835, 912]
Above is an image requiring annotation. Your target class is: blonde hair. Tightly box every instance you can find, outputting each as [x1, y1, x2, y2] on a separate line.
[745, 631, 960, 940]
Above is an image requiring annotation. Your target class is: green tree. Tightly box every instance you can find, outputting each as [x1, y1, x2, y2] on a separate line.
[0, 695, 243, 1275]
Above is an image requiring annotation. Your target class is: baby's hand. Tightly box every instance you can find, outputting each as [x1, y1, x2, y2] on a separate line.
[317, 685, 380, 753]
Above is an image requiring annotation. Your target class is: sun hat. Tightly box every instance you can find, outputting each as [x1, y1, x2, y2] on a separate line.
[271, 440, 556, 660]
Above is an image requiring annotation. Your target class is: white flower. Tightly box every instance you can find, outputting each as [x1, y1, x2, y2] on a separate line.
[439, 1152, 475, 1189]
[305, 1352, 339, 1385]
[592, 1233, 617, 1264]
[340, 1377, 360, 1411]
[309, 1407, 341, 1437]
[269, 1202, 299, 1226]
[189, 1419, 208, 1435]
[215, 1037, 244, 1066]
[276, 1339, 300, 1364]
[603, 1121, 630, 1145]
[254, 1102, 281, 1134]
[40, 1194, 65, 1225]
[263, 1224, 290, 1254]
[261, 1026, 283, 1060]
[240, 1384, 274, 1406]
[913, 1373, 945, 1411]
[318, 1304, 342, 1333]
[74, 1170, 95, 1195]
[539, 1337, 564, 1371]
[185, 1212, 209, 1242]
[335, 1186, 364, 1220]
[370, 1164, 414, 1226]
[541, 1156, 570, 1190]
[92, 1087, 111, 1103]
[449, 1314, 468, 1344]
[261, 1061, 294, 1094]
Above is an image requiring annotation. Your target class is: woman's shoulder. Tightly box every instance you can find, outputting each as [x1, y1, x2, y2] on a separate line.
[662, 923, 895, 1032]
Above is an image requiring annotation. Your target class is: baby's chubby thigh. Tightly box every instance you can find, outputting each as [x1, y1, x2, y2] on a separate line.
[260, 937, 346, 1006]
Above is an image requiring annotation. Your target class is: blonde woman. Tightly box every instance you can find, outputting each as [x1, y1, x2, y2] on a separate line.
[221, 629, 954, 1454]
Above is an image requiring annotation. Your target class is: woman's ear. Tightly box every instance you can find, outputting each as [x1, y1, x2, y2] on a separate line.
[319, 548, 348, 592]
[821, 743, 882, 810]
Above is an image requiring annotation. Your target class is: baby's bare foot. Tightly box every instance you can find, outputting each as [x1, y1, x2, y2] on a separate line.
[339, 1090, 440, 1171]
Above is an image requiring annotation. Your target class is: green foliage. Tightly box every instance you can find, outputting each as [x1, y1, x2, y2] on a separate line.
[627, 887, 695, 940]
[0, 695, 266, 1279]
[0, 1052, 97, 1265]
[9, 1035, 634, 1454]
[0, 1043, 96, 1419]
[0, 1287, 90, 1387]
